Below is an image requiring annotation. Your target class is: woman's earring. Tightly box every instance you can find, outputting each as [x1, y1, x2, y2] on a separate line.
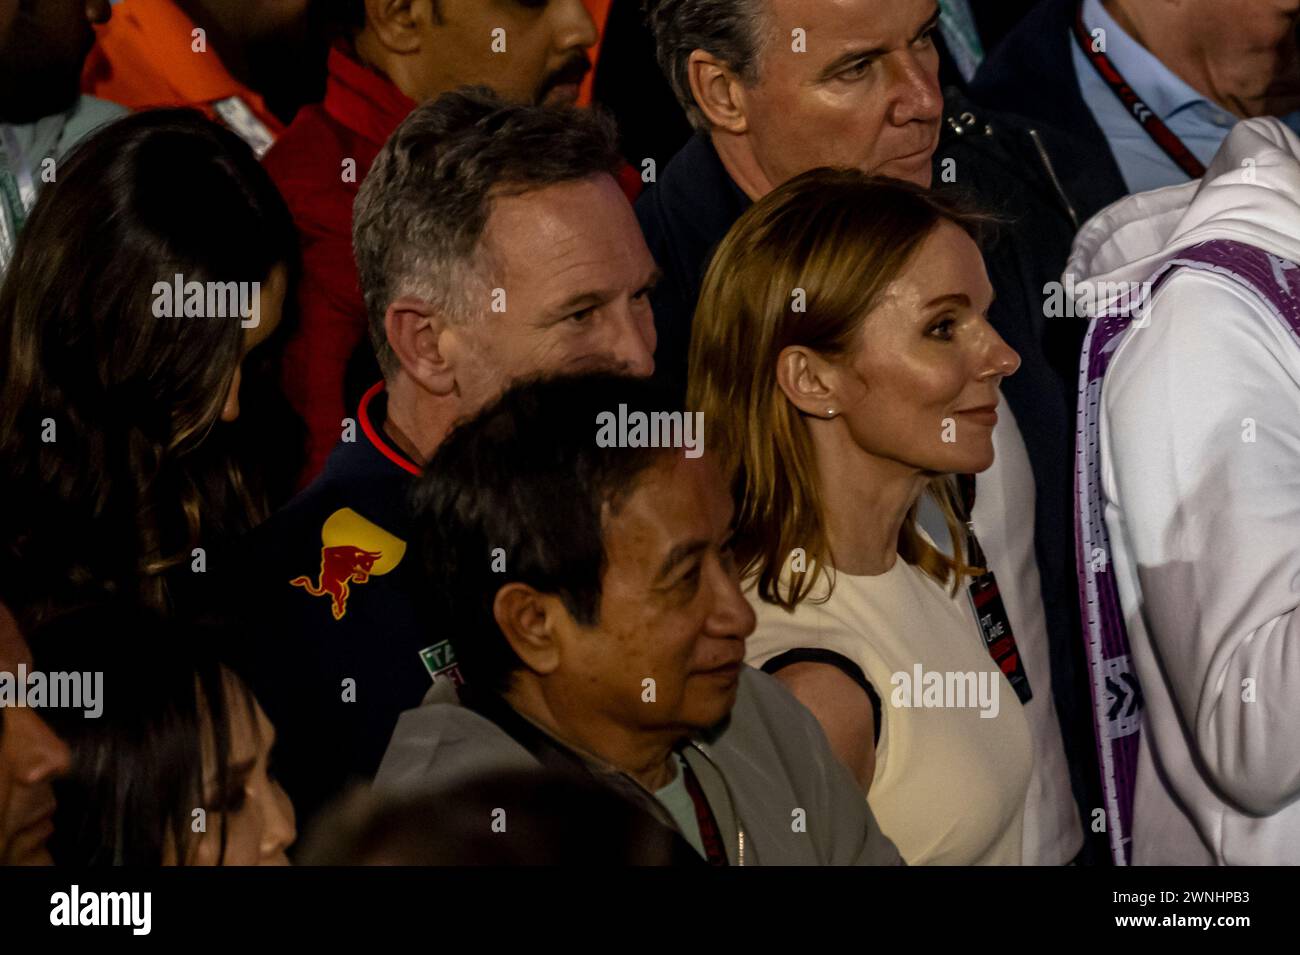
[826, 408, 836, 417]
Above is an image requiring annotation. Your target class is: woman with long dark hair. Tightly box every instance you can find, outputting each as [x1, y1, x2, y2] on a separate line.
[0, 109, 300, 631]
[32, 604, 296, 865]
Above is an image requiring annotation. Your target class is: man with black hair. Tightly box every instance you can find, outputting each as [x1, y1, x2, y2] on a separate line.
[302, 769, 687, 865]
[229, 88, 657, 828]
[375, 372, 901, 866]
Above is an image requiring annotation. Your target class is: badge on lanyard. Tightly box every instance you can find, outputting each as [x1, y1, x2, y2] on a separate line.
[419, 639, 464, 686]
[958, 475, 1032, 705]
[212, 96, 275, 158]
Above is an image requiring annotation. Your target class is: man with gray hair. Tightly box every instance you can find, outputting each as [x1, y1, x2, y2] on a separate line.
[226, 87, 659, 829]
[636, 0, 1108, 865]
[266, 0, 602, 483]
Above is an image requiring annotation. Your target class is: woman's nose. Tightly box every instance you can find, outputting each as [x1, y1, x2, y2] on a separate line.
[979, 324, 1021, 380]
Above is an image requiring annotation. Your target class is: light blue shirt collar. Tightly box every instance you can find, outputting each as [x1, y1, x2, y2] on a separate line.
[1082, 0, 1219, 122]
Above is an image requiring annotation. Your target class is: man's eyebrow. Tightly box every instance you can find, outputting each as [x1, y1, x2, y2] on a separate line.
[549, 267, 665, 317]
[818, 46, 882, 81]
[551, 290, 607, 316]
[913, 5, 942, 44]
[654, 539, 709, 584]
[817, 5, 942, 79]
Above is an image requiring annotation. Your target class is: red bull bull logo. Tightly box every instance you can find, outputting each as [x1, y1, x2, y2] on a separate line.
[290, 509, 406, 621]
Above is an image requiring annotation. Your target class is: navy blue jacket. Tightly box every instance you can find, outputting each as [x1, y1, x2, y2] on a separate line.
[971, 0, 1128, 210]
[634, 133, 749, 399]
[224, 383, 457, 826]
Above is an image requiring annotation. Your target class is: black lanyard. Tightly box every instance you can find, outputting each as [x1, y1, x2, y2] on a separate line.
[956, 474, 1033, 705]
[1071, 0, 1207, 179]
[956, 473, 984, 565]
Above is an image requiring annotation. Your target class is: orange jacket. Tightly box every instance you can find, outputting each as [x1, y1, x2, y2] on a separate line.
[83, 0, 611, 146]
[81, 0, 283, 154]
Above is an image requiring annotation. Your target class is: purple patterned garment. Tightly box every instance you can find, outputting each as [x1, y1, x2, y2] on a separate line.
[1076, 238, 1300, 865]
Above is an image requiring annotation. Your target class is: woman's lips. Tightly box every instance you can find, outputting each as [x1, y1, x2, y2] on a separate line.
[956, 407, 999, 427]
[13, 808, 55, 852]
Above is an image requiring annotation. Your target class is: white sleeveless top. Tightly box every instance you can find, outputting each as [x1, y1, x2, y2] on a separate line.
[745, 557, 1033, 865]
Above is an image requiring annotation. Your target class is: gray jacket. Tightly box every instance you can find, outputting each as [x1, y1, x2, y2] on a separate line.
[374, 665, 901, 866]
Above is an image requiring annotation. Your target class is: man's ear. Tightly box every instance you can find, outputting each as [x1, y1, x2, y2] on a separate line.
[364, 0, 423, 53]
[775, 345, 840, 419]
[384, 297, 457, 396]
[687, 50, 751, 134]
[493, 583, 567, 676]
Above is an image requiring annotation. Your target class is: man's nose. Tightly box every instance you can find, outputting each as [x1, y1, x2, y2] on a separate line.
[707, 570, 757, 642]
[555, 0, 599, 53]
[889, 51, 944, 126]
[610, 311, 656, 379]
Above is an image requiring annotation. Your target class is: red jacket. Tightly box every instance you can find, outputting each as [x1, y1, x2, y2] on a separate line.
[263, 45, 415, 484]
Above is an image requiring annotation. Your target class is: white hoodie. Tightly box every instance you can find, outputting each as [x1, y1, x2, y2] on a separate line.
[1068, 118, 1300, 864]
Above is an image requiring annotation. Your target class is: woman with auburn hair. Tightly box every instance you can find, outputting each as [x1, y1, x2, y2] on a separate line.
[0, 109, 300, 632]
[689, 169, 1032, 865]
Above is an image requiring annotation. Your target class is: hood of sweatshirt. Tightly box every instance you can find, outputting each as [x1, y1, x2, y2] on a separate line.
[1068, 117, 1300, 289]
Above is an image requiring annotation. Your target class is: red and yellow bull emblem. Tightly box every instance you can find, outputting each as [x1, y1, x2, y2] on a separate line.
[290, 508, 407, 620]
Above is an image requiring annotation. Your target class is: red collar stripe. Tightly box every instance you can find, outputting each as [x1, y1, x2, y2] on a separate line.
[358, 381, 421, 476]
